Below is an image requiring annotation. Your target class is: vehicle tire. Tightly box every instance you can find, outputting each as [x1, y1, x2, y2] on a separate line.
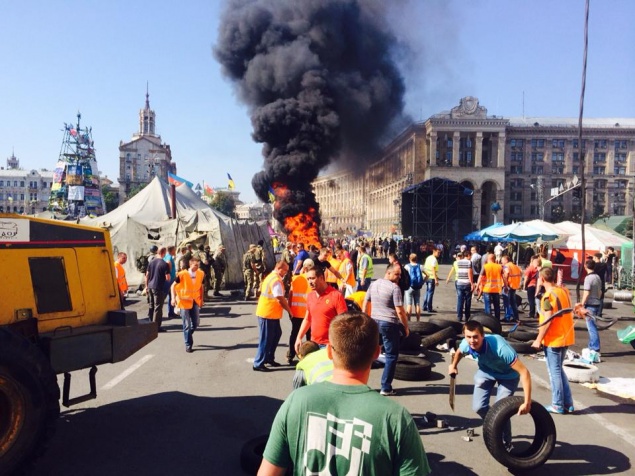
[613, 290, 633, 302]
[563, 361, 600, 383]
[400, 332, 422, 352]
[483, 396, 556, 472]
[505, 338, 537, 355]
[468, 313, 502, 335]
[409, 321, 441, 335]
[508, 329, 539, 342]
[394, 356, 433, 381]
[420, 327, 456, 349]
[0, 329, 60, 476]
[428, 318, 464, 333]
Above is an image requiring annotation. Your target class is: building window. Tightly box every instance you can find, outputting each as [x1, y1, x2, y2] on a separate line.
[614, 166, 626, 175]
[573, 139, 586, 149]
[615, 140, 627, 150]
[617, 180, 629, 189]
[20, 181, 24, 187]
[615, 153, 627, 164]
[530, 205, 539, 215]
[510, 139, 524, 148]
[572, 166, 579, 175]
[595, 180, 607, 189]
[511, 205, 522, 214]
[593, 153, 606, 164]
[594, 139, 608, 149]
[552, 139, 565, 148]
[510, 179, 524, 188]
[511, 152, 523, 162]
[531, 152, 544, 162]
[552, 152, 564, 162]
[510, 191, 522, 201]
[19, 194, 24, 200]
[447, 138, 453, 148]
[552, 165, 564, 174]
[511, 165, 523, 174]
[0, 180, 3, 187]
[572, 152, 580, 162]
[13, 181, 18, 187]
[531, 166, 544, 175]
[531, 139, 545, 148]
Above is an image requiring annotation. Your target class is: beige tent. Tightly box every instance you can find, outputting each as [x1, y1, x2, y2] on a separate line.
[83, 177, 273, 287]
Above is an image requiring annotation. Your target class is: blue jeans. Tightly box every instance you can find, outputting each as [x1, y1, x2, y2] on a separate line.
[584, 304, 601, 351]
[473, 369, 519, 445]
[423, 280, 436, 311]
[164, 279, 175, 316]
[483, 292, 501, 320]
[502, 289, 519, 321]
[180, 303, 200, 349]
[456, 283, 472, 321]
[404, 288, 421, 307]
[544, 346, 573, 411]
[254, 317, 282, 367]
[357, 278, 372, 292]
[377, 320, 400, 392]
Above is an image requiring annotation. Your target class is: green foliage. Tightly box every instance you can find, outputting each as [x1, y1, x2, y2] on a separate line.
[101, 185, 119, 212]
[127, 183, 147, 201]
[210, 191, 236, 217]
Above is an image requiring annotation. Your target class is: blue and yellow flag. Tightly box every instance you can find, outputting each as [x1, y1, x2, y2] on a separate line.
[227, 173, 235, 190]
[268, 185, 276, 203]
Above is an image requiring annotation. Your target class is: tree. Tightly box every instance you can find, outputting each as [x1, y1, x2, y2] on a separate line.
[126, 183, 147, 201]
[210, 192, 236, 217]
[101, 185, 119, 212]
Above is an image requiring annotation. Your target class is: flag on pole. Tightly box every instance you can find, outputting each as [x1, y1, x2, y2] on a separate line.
[227, 173, 235, 190]
[168, 172, 193, 188]
[268, 185, 276, 203]
[204, 182, 215, 197]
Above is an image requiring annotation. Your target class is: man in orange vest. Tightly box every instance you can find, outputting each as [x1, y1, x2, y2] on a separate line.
[171, 256, 205, 353]
[335, 246, 355, 295]
[253, 261, 293, 372]
[501, 255, 522, 322]
[478, 253, 503, 320]
[531, 267, 575, 414]
[287, 259, 314, 365]
[114, 252, 128, 307]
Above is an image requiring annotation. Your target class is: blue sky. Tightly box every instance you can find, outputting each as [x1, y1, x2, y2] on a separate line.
[0, 0, 633, 203]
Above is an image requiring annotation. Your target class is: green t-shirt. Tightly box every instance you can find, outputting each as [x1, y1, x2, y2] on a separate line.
[263, 381, 430, 476]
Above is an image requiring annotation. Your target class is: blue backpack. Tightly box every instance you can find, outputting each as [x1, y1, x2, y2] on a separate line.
[408, 264, 424, 290]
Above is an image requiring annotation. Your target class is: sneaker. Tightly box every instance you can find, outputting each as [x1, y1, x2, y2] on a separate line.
[380, 389, 397, 396]
[565, 406, 575, 414]
[266, 361, 282, 367]
[185, 347, 193, 353]
[253, 365, 271, 372]
[544, 405, 564, 414]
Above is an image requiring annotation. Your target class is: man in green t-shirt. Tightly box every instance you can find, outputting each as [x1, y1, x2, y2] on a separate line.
[258, 311, 430, 476]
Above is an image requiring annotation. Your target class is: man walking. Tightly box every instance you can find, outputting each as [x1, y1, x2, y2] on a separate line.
[501, 255, 522, 322]
[294, 267, 348, 353]
[146, 246, 171, 332]
[479, 253, 503, 320]
[451, 252, 474, 322]
[362, 263, 410, 396]
[449, 320, 532, 449]
[114, 252, 128, 307]
[243, 244, 257, 301]
[577, 259, 602, 362]
[356, 243, 374, 291]
[531, 268, 575, 414]
[258, 311, 430, 476]
[422, 248, 440, 312]
[212, 245, 227, 296]
[164, 246, 177, 318]
[287, 259, 314, 365]
[171, 256, 205, 353]
[253, 261, 293, 372]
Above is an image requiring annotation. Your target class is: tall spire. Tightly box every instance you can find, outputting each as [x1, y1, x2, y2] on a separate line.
[145, 81, 150, 109]
[139, 83, 156, 136]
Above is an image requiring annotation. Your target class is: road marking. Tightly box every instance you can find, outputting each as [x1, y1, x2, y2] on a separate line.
[532, 374, 635, 449]
[101, 354, 154, 390]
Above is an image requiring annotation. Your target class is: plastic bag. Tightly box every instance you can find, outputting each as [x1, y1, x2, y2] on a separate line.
[617, 325, 635, 344]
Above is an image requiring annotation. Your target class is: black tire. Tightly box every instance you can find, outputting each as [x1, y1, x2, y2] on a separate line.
[428, 318, 464, 333]
[468, 313, 502, 335]
[505, 338, 537, 354]
[409, 321, 441, 335]
[400, 332, 422, 352]
[0, 329, 60, 476]
[483, 396, 556, 472]
[394, 356, 433, 381]
[345, 299, 361, 312]
[420, 327, 456, 349]
[240, 435, 269, 475]
[508, 329, 539, 342]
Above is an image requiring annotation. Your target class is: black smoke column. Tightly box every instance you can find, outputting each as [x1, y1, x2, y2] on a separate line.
[215, 0, 407, 236]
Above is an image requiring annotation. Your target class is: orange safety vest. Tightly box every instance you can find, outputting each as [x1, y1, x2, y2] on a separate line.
[256, 272, 284, 319]
[290, 274, 309, 318]
[174, 269, 205, 309]
[540, 286, 575, 348]
[506, 263, 522, 290]
[114, 261, 128, 293]
[338, 257, 356, 288]
[325, 258, 340, 284]
[482, 262, 503, 293]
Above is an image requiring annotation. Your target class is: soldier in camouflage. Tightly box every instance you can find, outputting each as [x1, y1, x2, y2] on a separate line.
[243, 244, 257, 301]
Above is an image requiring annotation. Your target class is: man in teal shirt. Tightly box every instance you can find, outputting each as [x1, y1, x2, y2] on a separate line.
[259, 311, 430, 476]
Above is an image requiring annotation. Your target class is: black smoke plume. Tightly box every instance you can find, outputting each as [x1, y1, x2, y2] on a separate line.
[214, 0, 407, 231]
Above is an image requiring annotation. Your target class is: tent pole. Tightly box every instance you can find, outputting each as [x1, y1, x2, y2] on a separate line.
[170, 184, 177, 219]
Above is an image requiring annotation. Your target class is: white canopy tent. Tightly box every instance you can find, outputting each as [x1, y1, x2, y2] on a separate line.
[83, 177, 273, 287]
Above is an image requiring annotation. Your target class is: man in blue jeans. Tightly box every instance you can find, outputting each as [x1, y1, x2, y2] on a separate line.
[363, 263, 410, 396]
[577, 259, 602, 362]
[449, 321, 532, 448]
[423, 248, 441, 312]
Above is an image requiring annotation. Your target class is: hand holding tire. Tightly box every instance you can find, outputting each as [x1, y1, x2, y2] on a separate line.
[517, 401, 531, 415]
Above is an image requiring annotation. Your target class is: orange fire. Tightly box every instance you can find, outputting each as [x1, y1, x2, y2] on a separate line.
[284, 209, 321, 247]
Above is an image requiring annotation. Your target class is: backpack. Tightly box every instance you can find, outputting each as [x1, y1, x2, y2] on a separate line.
[399, 264, 411, 292]
[408, 264, 424, 290]
[136, 254, 149, 274]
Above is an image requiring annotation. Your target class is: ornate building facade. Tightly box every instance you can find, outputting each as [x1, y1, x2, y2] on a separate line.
[118, 90, 176, 204]
[313, 97, 635, 236]
[0, 153, 53, 214]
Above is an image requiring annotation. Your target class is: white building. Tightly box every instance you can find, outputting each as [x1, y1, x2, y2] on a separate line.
[0, 153, 53, 214]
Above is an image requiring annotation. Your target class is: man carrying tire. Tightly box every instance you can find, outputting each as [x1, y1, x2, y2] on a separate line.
[449, 320, 532, 449]
[362, 263, 410, 396]
[258, 312, 430, 476]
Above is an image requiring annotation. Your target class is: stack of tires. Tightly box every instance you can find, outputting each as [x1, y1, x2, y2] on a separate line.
[505, 328, 539, 355]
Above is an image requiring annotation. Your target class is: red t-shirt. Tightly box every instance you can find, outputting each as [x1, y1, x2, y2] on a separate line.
[306, 286, 348, 345]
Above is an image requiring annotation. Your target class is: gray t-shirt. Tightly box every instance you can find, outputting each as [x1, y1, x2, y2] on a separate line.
[583, 273, 602, 306]
[364, 278, 403, 324]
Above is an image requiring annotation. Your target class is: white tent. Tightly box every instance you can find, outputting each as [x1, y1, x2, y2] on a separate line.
[83, 177, 273, 287]
[553, 224, 630, 251]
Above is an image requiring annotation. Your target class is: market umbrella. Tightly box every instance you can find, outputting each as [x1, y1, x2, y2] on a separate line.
[481, 222, 559, 243]
[464, 222, 505, 241]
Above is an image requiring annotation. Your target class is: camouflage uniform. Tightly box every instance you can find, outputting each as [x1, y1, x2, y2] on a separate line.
[193, 247, 212, 301]
[281, 245, 295, 294]
[253, 245, 266, 297]
[212, 246, 227, 295]
[243, 247, 256, 300]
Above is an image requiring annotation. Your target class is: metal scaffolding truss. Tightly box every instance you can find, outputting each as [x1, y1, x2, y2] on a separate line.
[401, 177, 473, 242]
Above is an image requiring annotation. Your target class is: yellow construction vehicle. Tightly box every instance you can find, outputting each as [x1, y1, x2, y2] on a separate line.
[0, 214, 157, 475]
